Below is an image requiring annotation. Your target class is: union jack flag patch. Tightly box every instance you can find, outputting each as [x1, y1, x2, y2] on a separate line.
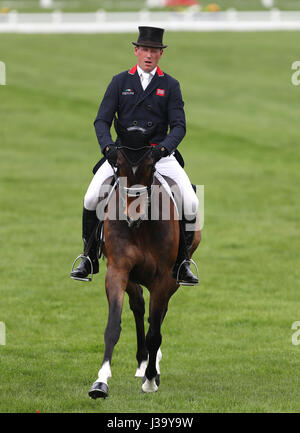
[156, 88, 165, 96]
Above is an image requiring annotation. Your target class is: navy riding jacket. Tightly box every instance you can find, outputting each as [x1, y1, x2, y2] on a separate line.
[94, 65, 186, 156]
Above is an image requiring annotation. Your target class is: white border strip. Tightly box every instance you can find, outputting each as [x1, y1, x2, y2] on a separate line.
[1, 11, 300, 33]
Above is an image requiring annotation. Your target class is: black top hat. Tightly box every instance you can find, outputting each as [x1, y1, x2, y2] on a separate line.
[132, 26, 167, 49]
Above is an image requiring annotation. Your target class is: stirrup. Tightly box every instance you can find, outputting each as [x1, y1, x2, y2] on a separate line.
[70, 254, 94, 282]
[176, 258, 199, 286]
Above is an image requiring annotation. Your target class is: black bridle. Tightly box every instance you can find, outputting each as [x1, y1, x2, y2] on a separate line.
[108, 117, 158, 228]
[109, 145, 156, 228]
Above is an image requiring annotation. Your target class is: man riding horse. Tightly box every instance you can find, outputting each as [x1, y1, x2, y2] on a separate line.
[71, 26, 199, 286]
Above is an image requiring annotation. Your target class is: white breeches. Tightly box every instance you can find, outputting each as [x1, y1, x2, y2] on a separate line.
[84, 154, 198, 218]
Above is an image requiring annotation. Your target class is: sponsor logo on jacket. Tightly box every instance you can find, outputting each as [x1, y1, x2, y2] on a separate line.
[122, 88, 135, 95]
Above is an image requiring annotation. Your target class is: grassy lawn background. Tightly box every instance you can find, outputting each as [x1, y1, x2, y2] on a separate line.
[0, 31, 299, 412]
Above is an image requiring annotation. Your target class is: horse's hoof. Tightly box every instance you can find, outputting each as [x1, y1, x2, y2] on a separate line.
[142, 374, 160, 387]
[142, 377, 159, 393]
[88, 381, 108, 399]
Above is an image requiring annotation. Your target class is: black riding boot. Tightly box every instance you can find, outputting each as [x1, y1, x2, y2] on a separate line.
[70, 208, 100, 280]
[184, 216, 197, 253]
[173, 216, 198, 286]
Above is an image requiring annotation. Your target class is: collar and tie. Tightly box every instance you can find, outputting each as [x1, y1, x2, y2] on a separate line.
[137, 66, 157, 91]
[141, 72, 152, 90]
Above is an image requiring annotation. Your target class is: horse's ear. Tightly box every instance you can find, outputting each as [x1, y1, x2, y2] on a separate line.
[114, 116, 127, 138]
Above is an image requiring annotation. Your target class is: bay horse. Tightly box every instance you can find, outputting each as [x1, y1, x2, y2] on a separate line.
[88, 124, 201, 398]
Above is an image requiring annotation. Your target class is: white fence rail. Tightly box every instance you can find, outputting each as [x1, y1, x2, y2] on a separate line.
[1, 10, 300, 33]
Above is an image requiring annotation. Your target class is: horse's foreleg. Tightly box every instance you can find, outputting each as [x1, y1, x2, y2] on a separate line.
[126, 282, 148, 378]
[142, 289, 169, 393]
[89, 266, 128, 399]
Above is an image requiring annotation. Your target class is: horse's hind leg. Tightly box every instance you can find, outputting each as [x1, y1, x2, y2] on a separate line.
[126, 281, 148, 378]
[88, 266, 128, 399]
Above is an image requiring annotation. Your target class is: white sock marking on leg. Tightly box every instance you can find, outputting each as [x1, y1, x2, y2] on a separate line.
[156, 347, 162, 374]
[135, 359, 148, 378]
[96, 361, 112, 385]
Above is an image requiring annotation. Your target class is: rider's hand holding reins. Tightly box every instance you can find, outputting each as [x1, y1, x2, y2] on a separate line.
[104, 145, 118, 166]
[151, 143, 168, 163]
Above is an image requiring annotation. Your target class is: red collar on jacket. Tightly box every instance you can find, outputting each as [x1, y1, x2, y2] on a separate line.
[128, 64, 164, 77]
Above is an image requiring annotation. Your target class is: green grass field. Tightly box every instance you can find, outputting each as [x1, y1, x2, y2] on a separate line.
[0, 31, 300, 413]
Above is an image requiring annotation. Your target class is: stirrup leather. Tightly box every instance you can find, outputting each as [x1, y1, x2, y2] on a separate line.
[176, 258, 199, 286]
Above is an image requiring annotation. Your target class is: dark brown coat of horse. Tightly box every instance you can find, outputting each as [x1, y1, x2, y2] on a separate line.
[88, 148, 201, 398]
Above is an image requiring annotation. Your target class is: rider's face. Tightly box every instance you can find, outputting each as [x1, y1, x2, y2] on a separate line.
[134, 46, 163, 72]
